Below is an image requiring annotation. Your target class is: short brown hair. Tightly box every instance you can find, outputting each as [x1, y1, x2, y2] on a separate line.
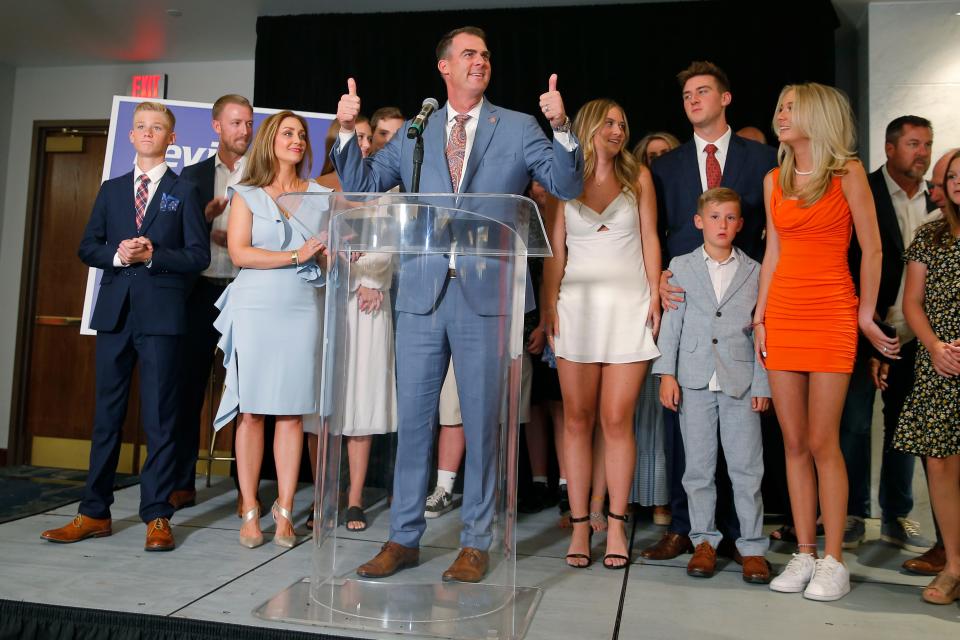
[133, 101, 175, 130]
[677, 61, 730, 93]
[697, 187, 741, 215]
[371, 106, 404, 129]
[241, 110, 312, 187]
[436, 26, 487, 61]
[212, 94, 252, 120]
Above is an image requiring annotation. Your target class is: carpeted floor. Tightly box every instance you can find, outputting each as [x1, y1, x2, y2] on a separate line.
[0, 465, 138, 525]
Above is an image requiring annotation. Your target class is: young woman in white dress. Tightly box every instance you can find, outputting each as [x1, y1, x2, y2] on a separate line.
[542, 99, 661, 569]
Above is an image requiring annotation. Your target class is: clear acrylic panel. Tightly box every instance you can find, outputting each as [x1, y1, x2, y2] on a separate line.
[254, 192, 549, 640]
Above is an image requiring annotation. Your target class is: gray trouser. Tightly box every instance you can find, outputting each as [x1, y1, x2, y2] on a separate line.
[678, 386, 767, 557]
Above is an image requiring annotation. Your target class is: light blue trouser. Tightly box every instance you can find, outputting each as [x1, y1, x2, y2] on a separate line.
[678, 386, 767, 557]
[390, 278, 505, 550]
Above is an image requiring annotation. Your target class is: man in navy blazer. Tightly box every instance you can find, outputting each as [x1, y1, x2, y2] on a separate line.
[42, 102, 209, 551]
[644, 61, 777, 562]
[170, 94, 253, 511]
[333, 26, 582, 582]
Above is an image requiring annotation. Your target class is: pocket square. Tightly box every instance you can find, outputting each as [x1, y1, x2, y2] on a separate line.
[159, 193, 180, 212]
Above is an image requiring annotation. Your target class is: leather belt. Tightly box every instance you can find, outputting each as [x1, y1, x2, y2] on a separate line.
[447, 268, 458, 279]
[203, 276, 234, 287]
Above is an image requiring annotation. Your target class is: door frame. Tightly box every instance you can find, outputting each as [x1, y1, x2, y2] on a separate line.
[8, 119, 109, 466]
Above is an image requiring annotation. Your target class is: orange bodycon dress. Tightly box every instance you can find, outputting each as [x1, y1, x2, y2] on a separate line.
[764, 169, 858, 373]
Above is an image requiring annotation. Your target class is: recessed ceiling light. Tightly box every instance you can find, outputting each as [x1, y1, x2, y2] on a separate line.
[167, 9, 183, 17]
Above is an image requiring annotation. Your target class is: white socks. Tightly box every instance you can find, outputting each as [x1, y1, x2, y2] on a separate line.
[437, 470, 457, 494]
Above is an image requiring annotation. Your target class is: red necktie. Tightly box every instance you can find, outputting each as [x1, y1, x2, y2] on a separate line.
[446, 114, 470, 192]
[704, 143, 722, 189]
[135, 174, 150, 230]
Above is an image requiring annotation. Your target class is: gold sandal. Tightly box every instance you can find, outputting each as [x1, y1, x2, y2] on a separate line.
[922, 571, 960, 605]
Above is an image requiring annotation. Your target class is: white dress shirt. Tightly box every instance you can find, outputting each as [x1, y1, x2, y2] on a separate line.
[880, 165, 940, 341]
[702, 246, 738, 391]
[113, 159, 168, 267]
[201, 154, 246, 279]
[693, 126, 733, 192]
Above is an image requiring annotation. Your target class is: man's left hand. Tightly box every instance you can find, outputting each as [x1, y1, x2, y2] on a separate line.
[539, 74, 567, 129]
[124, 236, 153, 263]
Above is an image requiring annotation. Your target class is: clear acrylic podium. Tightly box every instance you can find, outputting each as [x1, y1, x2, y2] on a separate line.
[254, 192, 550, 639]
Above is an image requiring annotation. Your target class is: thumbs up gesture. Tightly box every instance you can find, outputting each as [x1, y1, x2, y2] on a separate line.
[539, 74, 567, 129]
[337, 77, 361, 132]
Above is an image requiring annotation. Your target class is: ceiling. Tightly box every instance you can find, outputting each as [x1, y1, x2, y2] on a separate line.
[0, 0, 889, 68]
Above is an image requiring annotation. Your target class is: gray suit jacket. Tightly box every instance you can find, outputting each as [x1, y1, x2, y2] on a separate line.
[652, 246, 770, 399]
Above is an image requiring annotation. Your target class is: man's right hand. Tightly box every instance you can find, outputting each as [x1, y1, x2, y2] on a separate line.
[659, 269, 684, 311]
[337, 78, 361, 132]
[204, 197, 228, 223]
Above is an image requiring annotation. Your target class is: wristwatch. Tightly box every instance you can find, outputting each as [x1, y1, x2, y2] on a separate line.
[552, 116, 571, 134]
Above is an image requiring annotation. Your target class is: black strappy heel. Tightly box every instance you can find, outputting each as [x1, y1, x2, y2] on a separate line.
[603, 512, 630, 570]
[566, 514, 593, 569]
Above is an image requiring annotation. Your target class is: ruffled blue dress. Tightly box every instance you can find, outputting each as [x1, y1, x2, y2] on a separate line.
[213, 183, 328, 429]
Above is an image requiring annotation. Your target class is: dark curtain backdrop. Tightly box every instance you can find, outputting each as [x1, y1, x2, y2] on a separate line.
[254, 0, 839, 152]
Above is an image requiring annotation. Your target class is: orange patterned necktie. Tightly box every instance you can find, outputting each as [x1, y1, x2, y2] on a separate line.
[704, 143, 722, 189]
[446, 114, 470, 192]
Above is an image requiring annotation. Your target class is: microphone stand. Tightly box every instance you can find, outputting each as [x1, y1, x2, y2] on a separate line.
[411, 134, 424, 193]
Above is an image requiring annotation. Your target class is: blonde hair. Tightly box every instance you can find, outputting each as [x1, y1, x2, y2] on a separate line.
[632, 131, 680, 168]
[573, 99, 639, 201]
[241, 110, 313, 187]
[697, 187, 741, 215]
[772, 83, 857, 205]
[133, 101, 175, 130]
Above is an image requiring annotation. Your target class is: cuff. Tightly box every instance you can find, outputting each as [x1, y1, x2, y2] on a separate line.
[554, 130, 577, 152]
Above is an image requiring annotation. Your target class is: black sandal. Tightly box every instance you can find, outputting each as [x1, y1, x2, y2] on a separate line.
[603, 512, 630, 570]
[565, 514, 593, 568]
[344, 505, 367, 532]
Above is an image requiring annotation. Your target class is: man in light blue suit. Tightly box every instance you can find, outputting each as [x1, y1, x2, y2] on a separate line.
[332, 25, 583, 582]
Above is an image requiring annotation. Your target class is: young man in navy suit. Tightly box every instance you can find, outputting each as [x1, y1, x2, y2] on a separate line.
[42, 102, 209, 551]
[333, 26, 582, 582]
[643, 61, 777, 562]
[169, 94, 253, 512]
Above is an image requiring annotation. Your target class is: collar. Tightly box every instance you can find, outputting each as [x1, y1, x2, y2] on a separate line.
[446, 98, 485, 124]
[215, 152, 247, 173]
[881, 163, 928, 199]
[701, 245, 737, 266]
[693, 126, 733, 156]
[134, 160, 168, 184]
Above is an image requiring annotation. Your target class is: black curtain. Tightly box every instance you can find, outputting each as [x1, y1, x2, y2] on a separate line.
[255, 0, 839, 148]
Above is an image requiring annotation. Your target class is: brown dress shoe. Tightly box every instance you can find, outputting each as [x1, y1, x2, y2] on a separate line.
[741, 556, 772, 584]
[903, 544, 946, 576]
[356, 541, 419, 578]
[144, 517, 176, 552]
[168, 489, 197, 511]
[41, 514, 111, 543]
[687, 542, 717, 577]
[640, 532, 693, 560]
[442, 547, 490, 583]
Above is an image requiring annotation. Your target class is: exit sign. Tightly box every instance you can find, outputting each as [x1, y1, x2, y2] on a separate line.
[130, 74, 167, 98]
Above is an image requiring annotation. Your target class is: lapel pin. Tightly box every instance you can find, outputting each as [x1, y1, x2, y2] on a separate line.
[488, 116, 497, 124]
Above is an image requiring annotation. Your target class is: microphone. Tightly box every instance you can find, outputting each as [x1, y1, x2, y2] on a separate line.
[407, 98, 440, 139]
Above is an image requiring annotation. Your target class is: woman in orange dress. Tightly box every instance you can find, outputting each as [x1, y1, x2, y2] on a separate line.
[753, 83, 896, 601]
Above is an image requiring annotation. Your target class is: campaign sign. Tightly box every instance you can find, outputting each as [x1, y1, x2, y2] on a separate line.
[81, 96, 336, 334]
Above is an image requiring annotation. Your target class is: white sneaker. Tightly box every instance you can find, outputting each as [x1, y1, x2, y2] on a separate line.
[769, 552, 816, 593]
[803, 555, 851, 601]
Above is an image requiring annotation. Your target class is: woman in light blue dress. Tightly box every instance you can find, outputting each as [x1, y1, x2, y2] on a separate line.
[213, 111, 329, 549]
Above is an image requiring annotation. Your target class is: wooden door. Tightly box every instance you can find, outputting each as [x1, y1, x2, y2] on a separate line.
[13, 125, 144, 471]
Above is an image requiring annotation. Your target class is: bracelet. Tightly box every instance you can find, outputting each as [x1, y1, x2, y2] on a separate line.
[751, 321, 765, 327]
[291, 251, 299, 267]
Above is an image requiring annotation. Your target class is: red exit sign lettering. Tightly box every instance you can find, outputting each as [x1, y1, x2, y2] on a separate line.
[130, 74, 167, 98]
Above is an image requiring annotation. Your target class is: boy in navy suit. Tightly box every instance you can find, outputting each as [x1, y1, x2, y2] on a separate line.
[653, 188, 771, 583]
[42, 102, 209, 551]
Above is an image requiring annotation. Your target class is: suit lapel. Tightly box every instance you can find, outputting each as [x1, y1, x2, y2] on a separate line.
[690, 252, 720, 307]
[870, 170, 905, 254]
[721, 135, 746, 192]
[680, 140, 702, 195]
[718, 248, 754, 307]
[426, 104, 452, 192]
[459, 100, 497, 193]
[120, 171, 139, 237]
[139, 170, 175, 235]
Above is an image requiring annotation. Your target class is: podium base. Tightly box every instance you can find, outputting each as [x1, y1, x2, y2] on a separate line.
[254, 577, 542, 640]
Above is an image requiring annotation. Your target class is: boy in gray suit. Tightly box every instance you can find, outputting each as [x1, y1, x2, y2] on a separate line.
[653, 187, 771, 583]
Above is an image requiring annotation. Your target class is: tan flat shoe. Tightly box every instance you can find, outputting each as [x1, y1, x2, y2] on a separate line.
[922, 571, 960, 605]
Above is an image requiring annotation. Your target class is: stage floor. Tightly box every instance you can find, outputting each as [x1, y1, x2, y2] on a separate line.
[1, 478, 957, 639]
